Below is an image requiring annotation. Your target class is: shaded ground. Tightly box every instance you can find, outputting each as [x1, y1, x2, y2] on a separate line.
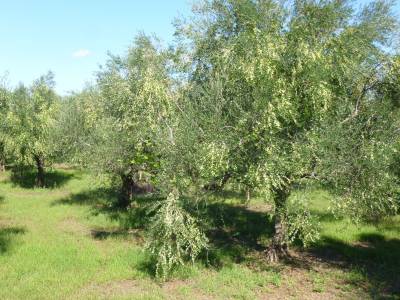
[310, 233, 400, 298]
[8, 166, 76, 188]
[0, 226, 26, 254]
[0, 169, 399, 299]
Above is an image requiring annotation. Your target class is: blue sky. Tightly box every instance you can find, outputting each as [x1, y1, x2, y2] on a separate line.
[0, 0, 192, 94]
[0, 0, 398, 95]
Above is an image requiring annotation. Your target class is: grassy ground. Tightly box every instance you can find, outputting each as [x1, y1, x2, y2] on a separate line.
[0, 168, 399, 299]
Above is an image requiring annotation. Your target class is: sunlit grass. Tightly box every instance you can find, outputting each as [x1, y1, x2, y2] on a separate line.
[0, 169, 399, 299]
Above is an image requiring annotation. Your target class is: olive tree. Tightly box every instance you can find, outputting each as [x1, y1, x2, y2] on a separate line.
[91, 34, 174, 206]
[52, 87, 101, 167]
[5, 72, 59, 187]
[172, 0, 399, 262]
[0, 76, 11, 172]
[48, 0, 398, 276]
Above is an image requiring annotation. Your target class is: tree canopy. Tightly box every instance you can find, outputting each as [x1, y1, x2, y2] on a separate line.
[4, 72, 59, 187]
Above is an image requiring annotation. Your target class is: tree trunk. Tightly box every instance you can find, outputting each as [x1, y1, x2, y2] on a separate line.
[0, 159, 5, 172]
[245, 188, 251, 205]
[119, 173, 135, 208]
[265, 187, 290, 262]
[0, 143, 5, 172]
[204, 172, 231, 191]
[119, 172, 155, 208]
[34, 155, 45, 188]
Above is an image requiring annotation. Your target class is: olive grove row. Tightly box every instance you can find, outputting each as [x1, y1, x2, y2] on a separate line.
[0, 0, 399, 278]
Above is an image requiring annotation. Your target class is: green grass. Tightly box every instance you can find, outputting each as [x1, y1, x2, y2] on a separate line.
[0, 168, 399, 299]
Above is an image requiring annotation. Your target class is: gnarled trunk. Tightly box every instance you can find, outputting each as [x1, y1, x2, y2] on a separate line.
[119, 172, 155, 208]
[119, 173, 135, 208]
[204, 172, 231, 191]
[265, 187, 290, 262]
[34, 155, 45, 188]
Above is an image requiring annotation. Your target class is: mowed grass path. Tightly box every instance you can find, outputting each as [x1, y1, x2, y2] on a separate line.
[0, 168, 399, 299]
[0, 169, 153, 299]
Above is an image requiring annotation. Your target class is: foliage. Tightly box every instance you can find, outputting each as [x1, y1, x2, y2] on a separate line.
[0, 75, 11, 170]
[172, 0, 400, 258]
[379, 55, 400, 108]
[79, 34, 174, 204]
[4, 72, 59, 186]
[52, 87, 101, 166]
[146, 189, 208, 279]
[277, 194, 320, 247]
[315, 102, 400, 222]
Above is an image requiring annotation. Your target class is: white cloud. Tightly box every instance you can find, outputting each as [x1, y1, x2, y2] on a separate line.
[72, 49, 91, 58]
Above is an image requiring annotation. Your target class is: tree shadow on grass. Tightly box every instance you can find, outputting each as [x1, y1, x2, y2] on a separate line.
[90, 228, 143, 243]
[196, 201, 274, 268]
[9, 166, 75, 189]
[308, 233, 400, 299]
[51, 186, 400, 297]
[52, 186, 275, 272]
[202, 202, 400, 298]
[52, 187, 159, 239]
[52, 187, 117, 207]
[0, 226, 26, 254]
